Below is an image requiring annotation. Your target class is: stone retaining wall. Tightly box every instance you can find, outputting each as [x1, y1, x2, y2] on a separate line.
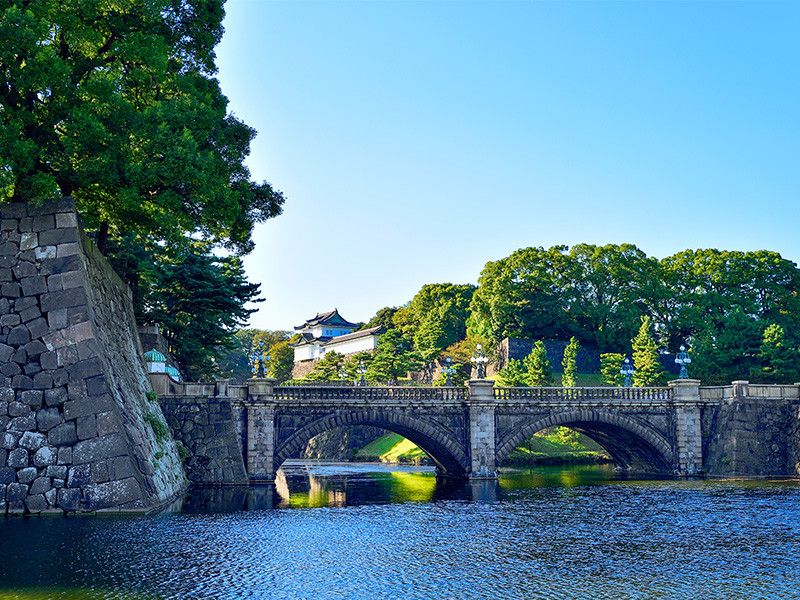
[0, 199, 186, 514]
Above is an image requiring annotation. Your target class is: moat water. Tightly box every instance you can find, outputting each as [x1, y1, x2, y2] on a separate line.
[2, 462, 800, 599]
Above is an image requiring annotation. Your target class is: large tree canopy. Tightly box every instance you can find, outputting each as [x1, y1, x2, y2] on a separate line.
[0, 0, 283, 253]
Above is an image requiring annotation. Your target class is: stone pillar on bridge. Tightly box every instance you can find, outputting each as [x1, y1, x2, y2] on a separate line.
[467, 379, 498, 479]
[669, 379, 703, 476]
[246, 378, 277, 481]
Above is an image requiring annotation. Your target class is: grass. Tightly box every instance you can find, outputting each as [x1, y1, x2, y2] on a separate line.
[352, 427, 612, 467]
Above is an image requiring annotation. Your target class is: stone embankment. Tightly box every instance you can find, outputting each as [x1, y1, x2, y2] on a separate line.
[0, 199, 185, 514]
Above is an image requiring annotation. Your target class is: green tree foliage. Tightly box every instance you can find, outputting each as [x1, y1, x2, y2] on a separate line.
[561, 337, 580, 387]
[146, 242, 261, 380]
[599, 353, 625, 387]
[631, 316, 666, 386]
[0, 0, 284, 253]
[267, 341, 294, 383]
[523, 341, 554, 387]
[690, 310, 764, 385]
[363, 307, 399, 331]
[496, 358, 528, 387]
[216, 329, 291, 379]
[305, 351, 347, 381]
[366, 329, 422, 385]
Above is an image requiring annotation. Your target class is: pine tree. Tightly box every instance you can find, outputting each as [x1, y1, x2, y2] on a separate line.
[496, 358, 528, 387]
[561, 337, 580, 387]
[523, 341, 554, 387]
[752, 323, 800, 384]
[600, 353, 626, 387]
[631, 316, 666, 386]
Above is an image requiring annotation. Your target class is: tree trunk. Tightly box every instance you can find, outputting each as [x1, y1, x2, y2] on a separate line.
[97, 221, 109, 255]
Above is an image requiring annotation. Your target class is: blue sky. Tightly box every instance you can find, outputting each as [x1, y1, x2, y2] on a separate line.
[216, 1, 800, 332]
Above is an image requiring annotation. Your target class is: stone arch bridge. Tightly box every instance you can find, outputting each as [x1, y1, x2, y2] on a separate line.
[151, 376, 800, 482]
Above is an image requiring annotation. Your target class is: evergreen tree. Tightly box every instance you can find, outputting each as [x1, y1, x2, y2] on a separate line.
[305, 351, 346, 381]
[523, 341, 554, 387]
[751, 323, 800, 384]
[561, 337, 580, 387]
[631, 316, 666, 386]
[267, 341, 295, 383]
[600, 353, 626, 387]
[366, 329, 422, 384]
[496, 358, 528, 387]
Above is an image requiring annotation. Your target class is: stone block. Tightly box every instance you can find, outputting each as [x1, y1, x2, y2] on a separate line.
[47, 309, 68, 330]
[48, 423, 78, 446]
[95, 411, 119, 436]
[84, 477, 141, 510]
[64, 395, 112, 421]
[57, 446, 72, 465]
[0, 203, 27, 219]
[13, 347, 29, 364]
[44, 386, 68, 407]
[33, 446, 57, 467]
[39, 255, 80, 276]
[7, 324, 30, 346]
[32, 214, 55, 232]
[67, 357, 104, 383]
[1, 218, 18, 230]
[25, 493, 47, 513]
[33, 372, 54, 390]
[8, 448, 28, 468]
[12, 262, 37, 280]
[27, 318, 49, 341]
[68, 464, 92, 487]
[17, 466, 37, 484]
[8, 415, 36, 431]
[40, 351, 59, 370]
[77, 415, 97, 441]
[8, 401, 30, 417]
[56, 212, 77, 228]
[111, 456, 136, 480]
[0, 314, 21, 327]
[0, 467, 14, 484]
[7, 482, 28, 502]
[46, 465, 67, 479]
[72, 433, 128, 465]
[0, 344, 13, 363]
[61, 271, 83, 290]
[91, 461, 109, 483]
[20, 389, 43, 408]
[19, 305, 42, 323]
[19, 431, 46, 451]
[57, 487, 81, 511]
[57, 243, 80, 258]
[20, 276, 48, 296]
[37, 408, 61, 431]
[40, 287, 87, 313]
[1, 432, 19, 450]
[34, 246, 57, 260]
[52, 368, 68, 387]
[11, 375, 33, 391]
[39, 227, 77, 246]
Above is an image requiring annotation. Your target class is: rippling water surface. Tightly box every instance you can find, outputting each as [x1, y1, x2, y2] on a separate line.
[2, 463, 800, 599]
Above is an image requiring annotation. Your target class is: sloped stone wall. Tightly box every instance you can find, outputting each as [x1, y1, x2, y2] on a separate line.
[0, 199, 186, 514]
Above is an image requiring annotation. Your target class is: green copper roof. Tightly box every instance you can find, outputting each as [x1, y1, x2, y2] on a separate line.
[165, 365, 180, 378]
[144, 349, 167, 363]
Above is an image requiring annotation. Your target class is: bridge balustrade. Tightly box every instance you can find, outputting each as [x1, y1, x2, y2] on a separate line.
[273, 385, 468, 402]
[493, 386, 672, 401]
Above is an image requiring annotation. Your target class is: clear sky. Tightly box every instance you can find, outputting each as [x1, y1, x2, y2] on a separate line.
[215, 0, 800, 332]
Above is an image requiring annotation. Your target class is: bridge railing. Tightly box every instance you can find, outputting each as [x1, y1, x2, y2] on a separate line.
[493, 386, 672, 401]
[273, 385, 468, 402]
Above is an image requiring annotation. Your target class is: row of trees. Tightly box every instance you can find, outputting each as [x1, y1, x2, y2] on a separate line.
[2, 1, 285, 380]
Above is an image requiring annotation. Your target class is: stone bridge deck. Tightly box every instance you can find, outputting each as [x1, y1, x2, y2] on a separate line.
[152, 375, 800, 483]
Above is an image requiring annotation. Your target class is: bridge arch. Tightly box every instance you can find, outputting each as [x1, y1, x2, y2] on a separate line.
[275, 409, 470, 477]
[495, 409, 676, 474]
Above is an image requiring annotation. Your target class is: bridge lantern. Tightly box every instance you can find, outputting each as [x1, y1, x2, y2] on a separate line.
[471, 344, 488, 379]
[620, 358, 635, 387]
[675, 345, 691, 379]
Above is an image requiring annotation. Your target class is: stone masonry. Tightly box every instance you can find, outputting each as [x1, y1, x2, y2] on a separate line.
[0, 199, 185, 514]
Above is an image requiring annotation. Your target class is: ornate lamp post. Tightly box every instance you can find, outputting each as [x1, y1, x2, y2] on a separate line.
[471, 343, 488, 379]
[620, 358, 634, 388]
[338, 366, 348, 383]
[251, 341, 270, 378]
[356, 360, 367, 386]
[442, 357, 456, 386]
[675, 345, 691, 379]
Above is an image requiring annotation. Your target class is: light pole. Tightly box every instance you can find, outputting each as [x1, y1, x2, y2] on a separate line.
[251, 341, 269, 378]
[471, 343, 488, 379]
[442, 357, 456, 386]
[620, 358, 634, 388]
[357, 360, 367, 386]
[675, 345, 691, 379]
[338, 366, 348, 383]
